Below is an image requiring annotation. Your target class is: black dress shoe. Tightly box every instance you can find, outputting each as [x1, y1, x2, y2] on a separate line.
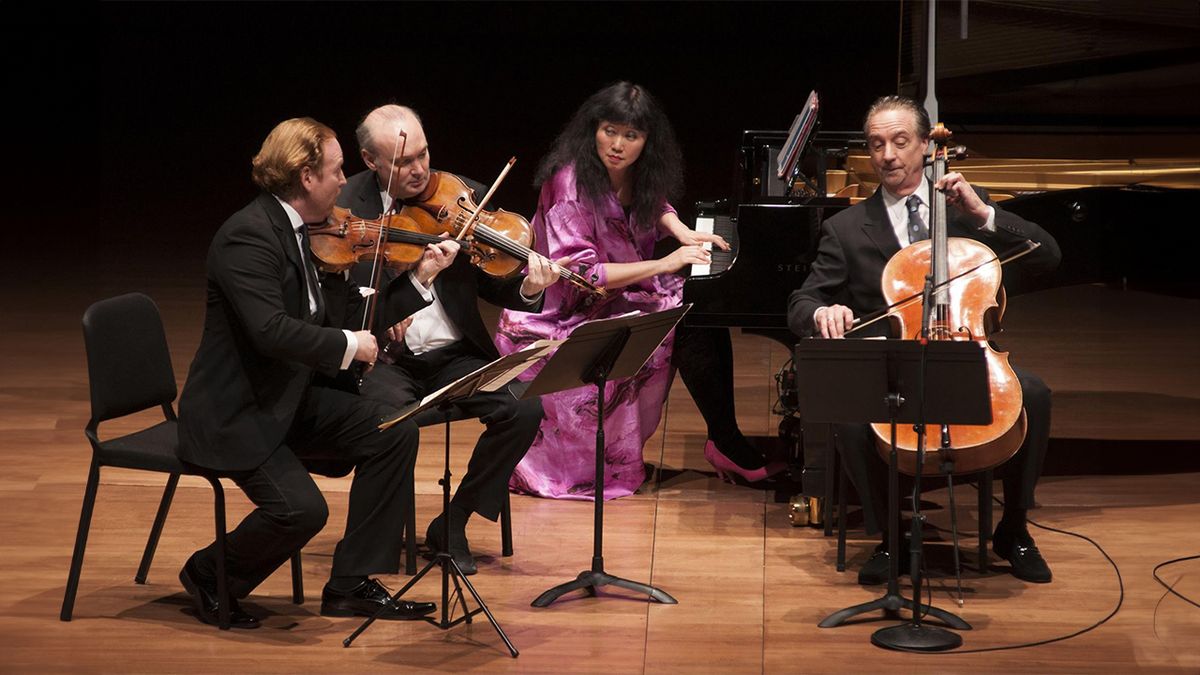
[178, 559, 260, 629]
[993, 526, 1052, 583]
[425, 514, 477, 576]
[857, 543, 910, 586]
[320, 578, 436, 620]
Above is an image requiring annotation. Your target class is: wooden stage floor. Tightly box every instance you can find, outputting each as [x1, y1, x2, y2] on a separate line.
[0, 270, 1197, 673]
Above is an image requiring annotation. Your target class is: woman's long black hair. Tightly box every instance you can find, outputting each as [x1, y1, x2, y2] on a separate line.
[535, 82, 683, 227]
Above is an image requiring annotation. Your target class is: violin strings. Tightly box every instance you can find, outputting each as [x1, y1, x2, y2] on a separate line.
[428, 207, 599, 292]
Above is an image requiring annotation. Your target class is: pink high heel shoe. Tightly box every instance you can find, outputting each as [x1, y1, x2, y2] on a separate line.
[704, 440, 787, 484]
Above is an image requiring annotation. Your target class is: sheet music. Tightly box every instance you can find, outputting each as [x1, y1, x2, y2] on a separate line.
[378, 339, 563, 429]
[776, 90, 820, 180]
[478, 339, 562, 392]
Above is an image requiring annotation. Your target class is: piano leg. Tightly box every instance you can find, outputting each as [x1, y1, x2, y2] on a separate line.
[789, 421, 831, 528]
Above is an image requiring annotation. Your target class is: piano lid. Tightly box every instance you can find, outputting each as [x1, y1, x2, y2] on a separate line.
[896, 0, 1200, 159]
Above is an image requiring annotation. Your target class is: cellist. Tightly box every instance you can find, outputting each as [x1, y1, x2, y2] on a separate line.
[786, 96, 1061, 585]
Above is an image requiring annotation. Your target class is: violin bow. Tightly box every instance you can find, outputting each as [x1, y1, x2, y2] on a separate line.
[846, 240, 1041, 335]
[456, 157, 516, 241]
[353, 127, 408, 379]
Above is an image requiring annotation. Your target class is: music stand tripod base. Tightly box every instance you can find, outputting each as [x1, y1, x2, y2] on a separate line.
[521, 307, 688, 609]
[532, 568, 677, 607]
[345, 399, 522, 657]
[817, 589, 970, 630]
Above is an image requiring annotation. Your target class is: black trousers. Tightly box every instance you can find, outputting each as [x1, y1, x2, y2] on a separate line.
[673, 326, 742, 444]
[836, 365, 1051, 536]
[359, 341, 542, 522]
[190, 386, 418, 598]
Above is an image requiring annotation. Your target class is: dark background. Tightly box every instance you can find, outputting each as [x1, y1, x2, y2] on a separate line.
[90, 2, 899, 277]
[8, 1, 1196, 290]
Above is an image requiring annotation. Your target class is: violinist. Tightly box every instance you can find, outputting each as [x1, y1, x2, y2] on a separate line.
[786, 96, 1061, 585]
[176, 118, 436, 628]
[332, 104, 559, 576]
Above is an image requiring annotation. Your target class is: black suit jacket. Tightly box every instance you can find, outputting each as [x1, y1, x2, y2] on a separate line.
[787, 186, 1061, 338]
[175, 192, 350, 470]
[334, 169, 542, 359]
[177, 193, 352, 471]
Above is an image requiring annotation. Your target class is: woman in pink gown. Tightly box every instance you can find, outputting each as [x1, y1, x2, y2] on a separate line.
[496, 82, 784, 500]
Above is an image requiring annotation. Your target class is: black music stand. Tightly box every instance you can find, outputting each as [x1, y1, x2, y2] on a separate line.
[524, 305, 690, 608]
[795, 339, 991, 650]
[343, 341, 560, 656]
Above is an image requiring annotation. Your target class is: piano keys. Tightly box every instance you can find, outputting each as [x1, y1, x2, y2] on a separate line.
[683, 197, 847, 334]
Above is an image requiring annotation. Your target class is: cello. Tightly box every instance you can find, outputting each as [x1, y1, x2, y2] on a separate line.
[868, 124, 1027, 476]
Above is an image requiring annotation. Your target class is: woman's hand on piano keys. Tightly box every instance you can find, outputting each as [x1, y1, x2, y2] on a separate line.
[663, 244, 712, 273]
[661, 210, 730, 251]
[677, 229, 731, 251]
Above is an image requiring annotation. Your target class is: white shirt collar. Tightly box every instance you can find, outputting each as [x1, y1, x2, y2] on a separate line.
[273, 195, 305, 234]
[880, 175, 930, 210]
[881, 177, 930, 225]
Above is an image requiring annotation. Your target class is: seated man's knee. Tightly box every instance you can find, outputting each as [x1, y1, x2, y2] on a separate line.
[481, 395, 543, 431]
[285, 489, 329, 538]
[514, 397, 544, 427]
[1019, 374, 1051, 415]
[380, 420, 419, 460]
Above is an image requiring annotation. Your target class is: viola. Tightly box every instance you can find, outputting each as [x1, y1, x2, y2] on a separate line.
[868, 124, 1026, 476]
[400, 171, 606, 297]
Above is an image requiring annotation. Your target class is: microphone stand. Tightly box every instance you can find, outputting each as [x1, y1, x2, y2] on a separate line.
[870, 267, 964, 651]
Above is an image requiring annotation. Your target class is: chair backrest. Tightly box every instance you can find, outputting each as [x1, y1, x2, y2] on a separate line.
[82, 293, 178, 425]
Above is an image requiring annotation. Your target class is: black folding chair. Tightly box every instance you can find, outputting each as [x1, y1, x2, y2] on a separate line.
[829, 431, 994, 573]
[60, 293, 303, 630]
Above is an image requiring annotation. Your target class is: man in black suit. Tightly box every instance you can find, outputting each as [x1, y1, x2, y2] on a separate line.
[787, 96, 1062, 585]
[332, 104, 560, 575]
[176, 117, 447, 629]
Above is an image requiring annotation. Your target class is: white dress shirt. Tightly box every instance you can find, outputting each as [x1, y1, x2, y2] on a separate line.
[812, 176, 995, 329]
[879, 176, 996, 247]
[275, 197, 358, 370]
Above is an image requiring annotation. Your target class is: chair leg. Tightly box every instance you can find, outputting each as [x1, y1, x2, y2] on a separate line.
[836, 463, 848, 572]
[405, 473, 417, 575]
[978, 469, 993, 571]
[823, 439, 837, 537]
[136, 474, 180, 584]
[61, 460, 102, 621]
[207, 478, 231, 630]
[290, 552, 304, 604]
[500, 491, 513, 557]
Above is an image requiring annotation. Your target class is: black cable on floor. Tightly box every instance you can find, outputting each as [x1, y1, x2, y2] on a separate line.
[1152, 554, 1200, 610]
[889, 486, 1124, 654]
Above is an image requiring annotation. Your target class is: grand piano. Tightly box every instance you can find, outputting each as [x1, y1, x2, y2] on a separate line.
[678, 127, 854, 523]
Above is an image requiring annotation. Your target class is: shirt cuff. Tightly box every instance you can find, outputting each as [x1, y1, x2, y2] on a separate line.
[340, 330, 358, 370]
[408, 271, 435, 301]
[813, 306, 827, 330]
[979, 205, 996, 232]
[519, 285, 543, 305]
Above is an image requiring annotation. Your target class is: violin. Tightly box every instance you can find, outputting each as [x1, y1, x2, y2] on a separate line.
[400, 171, 606, 297]
[306, 205, 471, 273]
[868, 124, 1027, 476]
